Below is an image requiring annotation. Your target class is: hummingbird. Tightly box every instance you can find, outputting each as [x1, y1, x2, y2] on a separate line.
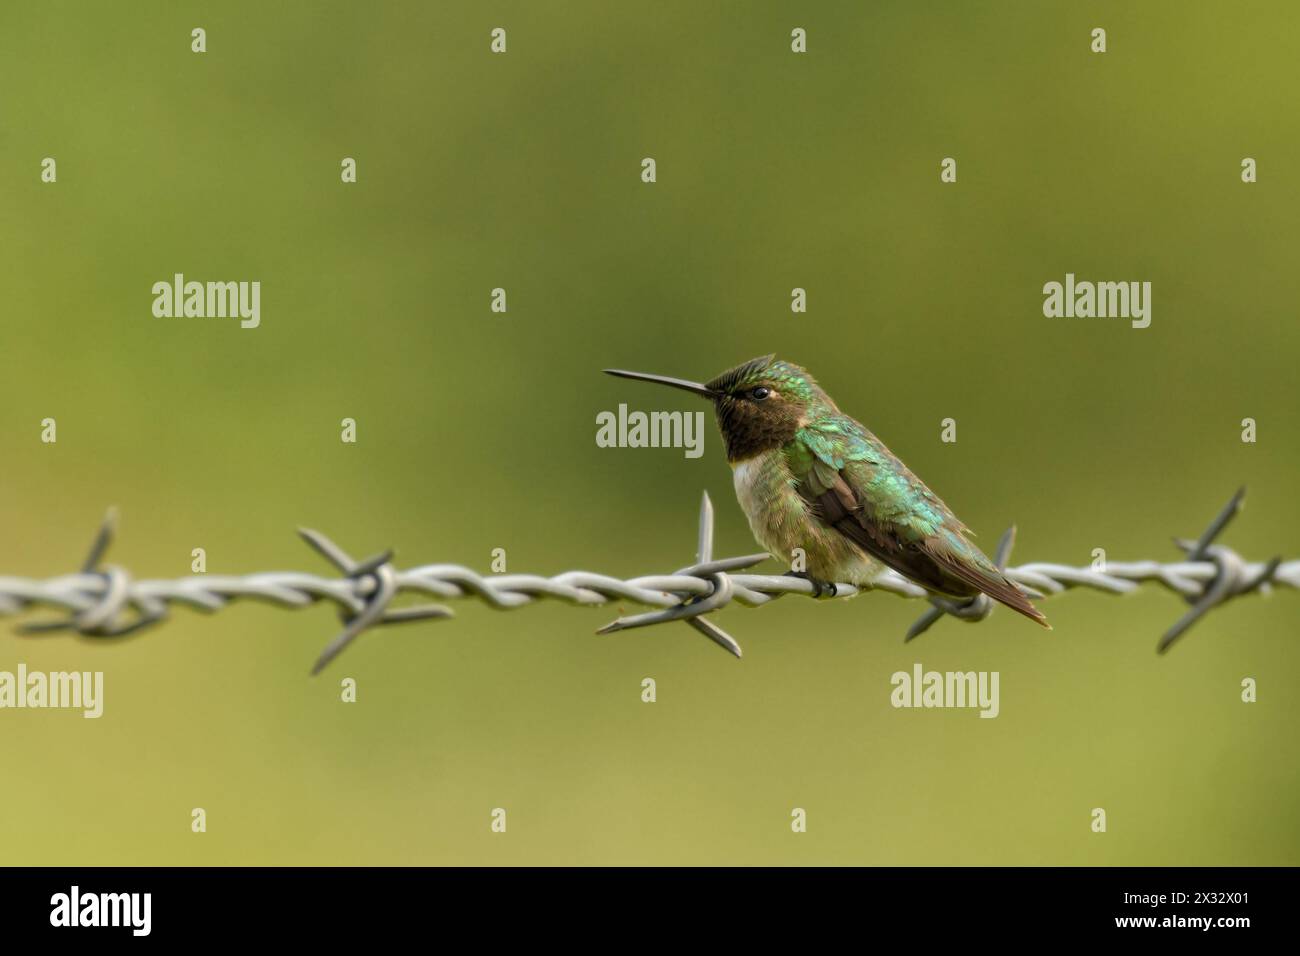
[604, 355, 1049, 628]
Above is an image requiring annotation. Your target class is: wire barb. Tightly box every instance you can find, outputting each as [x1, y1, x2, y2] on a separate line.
[15, 507, 167, 637]
[1, 489, 1294, 672]
[1157, 489, 1280, 653]
[596, 492, 748, 657]
[297, 528, 452, 675]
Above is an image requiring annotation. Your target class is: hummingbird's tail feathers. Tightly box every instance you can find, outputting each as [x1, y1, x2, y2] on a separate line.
[805, 469, 1051, 628]
[919, 540, 1052, 629]
[985, 577, 1052, 629]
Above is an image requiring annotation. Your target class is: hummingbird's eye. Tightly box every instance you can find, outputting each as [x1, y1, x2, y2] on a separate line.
[750, 386, 772, 401]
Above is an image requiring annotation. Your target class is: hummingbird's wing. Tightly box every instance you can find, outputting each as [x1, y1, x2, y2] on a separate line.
[793, 422, 1049, 628]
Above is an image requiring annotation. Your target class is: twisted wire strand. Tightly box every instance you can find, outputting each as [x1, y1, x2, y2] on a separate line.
[0, 488, 1291, 673]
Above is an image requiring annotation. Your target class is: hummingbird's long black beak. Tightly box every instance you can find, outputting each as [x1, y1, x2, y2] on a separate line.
[603, 368, 718, 399]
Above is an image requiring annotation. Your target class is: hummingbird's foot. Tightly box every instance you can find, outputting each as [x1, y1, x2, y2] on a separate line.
[785, 571, 839, 598]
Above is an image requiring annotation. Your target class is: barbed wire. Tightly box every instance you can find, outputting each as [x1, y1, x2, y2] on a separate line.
[0, 488, 1291, 674]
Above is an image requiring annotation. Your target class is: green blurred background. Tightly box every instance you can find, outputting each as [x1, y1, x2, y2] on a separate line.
[1, 1, 1297, 865]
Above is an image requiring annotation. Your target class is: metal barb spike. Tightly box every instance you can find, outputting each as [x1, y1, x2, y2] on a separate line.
[298, 527, 358, 574]
[1158, 489, 1260, 652]
[300, 531, 451, 675]
[82, 508, 118, 573]
[597, 492, 747, 656]
[1185, 487, 1246, 563]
